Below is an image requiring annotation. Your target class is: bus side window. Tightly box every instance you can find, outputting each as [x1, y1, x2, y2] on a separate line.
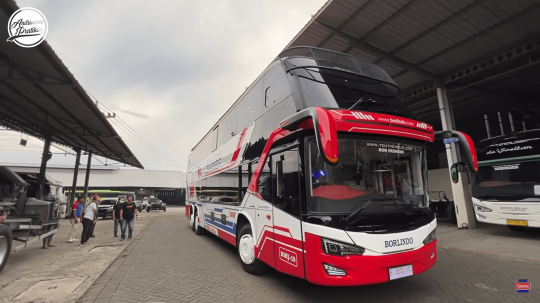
[263, 64, 292, 113]
[271, 148, 300, 218]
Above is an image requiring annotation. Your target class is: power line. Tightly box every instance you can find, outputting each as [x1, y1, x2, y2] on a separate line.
[95, 101, 183, 167]
[107, 118, 184, 169]
[85, 91, 186, 169]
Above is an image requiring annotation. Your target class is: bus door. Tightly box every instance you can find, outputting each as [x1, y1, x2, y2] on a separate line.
[269, 148, 305, 279]
[255, 162, 275, 268]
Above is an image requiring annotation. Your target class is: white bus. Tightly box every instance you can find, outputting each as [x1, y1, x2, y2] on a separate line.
[472, 129, 540, 231]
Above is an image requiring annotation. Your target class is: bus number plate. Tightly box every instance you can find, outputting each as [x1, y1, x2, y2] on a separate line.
[507, 220, 528, 226]
[389, 265, 413, 280]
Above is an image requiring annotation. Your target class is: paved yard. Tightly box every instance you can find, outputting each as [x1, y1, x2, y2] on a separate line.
[79, 207, 540, 303]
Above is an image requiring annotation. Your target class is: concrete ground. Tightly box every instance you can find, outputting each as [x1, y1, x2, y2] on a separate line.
[76, 207, 540, 303]
[0, 209, 162, 303]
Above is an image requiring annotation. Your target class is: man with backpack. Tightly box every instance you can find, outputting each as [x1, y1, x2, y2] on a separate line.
[81, 194, 99, 245]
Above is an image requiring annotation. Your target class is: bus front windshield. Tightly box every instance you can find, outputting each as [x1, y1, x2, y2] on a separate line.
[308, 137, 428, 214]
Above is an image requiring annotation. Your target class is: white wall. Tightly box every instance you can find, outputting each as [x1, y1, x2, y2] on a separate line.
[4, 164, 185, 188]
[427, 168, 453, 200]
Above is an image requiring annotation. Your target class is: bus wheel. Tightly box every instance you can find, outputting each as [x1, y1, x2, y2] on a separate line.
[194, 211, 205, 235]
[507, 225, 528, 232]
[237, 224, 267, 275]
[191, 211, 195, 232]
[0, 225, 12, 274]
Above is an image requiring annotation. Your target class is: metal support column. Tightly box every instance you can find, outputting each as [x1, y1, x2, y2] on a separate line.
[437, 87, 476, 229]
[484, 115, 491, 138]
[82, 151, 92, 206]
[38, 135, 52, 199]
[69, 149, 81, 208]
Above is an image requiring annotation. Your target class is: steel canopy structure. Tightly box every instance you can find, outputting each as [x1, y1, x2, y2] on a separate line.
[282, 0, 540, 127]
[0, 0, 143, 169]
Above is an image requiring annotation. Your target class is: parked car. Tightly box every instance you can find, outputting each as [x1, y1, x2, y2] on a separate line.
[146, 198, 166, 212]
[98, 198, 119, 219]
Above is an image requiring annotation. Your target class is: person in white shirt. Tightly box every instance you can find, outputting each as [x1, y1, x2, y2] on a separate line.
[80, 194, 99, 245]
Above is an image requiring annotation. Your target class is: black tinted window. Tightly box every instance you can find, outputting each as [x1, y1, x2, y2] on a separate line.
[217, 108, 238, 148]
[295, 68, 411, 118]
[237, 80, 263, 131]
[263, 65, 291, 112]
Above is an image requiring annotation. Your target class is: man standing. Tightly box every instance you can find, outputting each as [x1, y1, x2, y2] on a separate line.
[81, 195, 99, 245]
[119, 195, 138, 241]
[68, 196, 84, 243]
[88, 194, 100, 238]
[111, 198, 124, 237]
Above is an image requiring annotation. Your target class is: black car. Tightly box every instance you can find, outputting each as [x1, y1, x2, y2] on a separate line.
[146, 198, 166, 212]
[98, 198, 118, 218]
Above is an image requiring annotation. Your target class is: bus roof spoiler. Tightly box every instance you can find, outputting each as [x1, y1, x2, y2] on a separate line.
[435, 130, 478, 172]
[280, 107, 339, 166]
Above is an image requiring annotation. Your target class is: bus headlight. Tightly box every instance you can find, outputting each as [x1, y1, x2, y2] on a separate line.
[474, 204, 492, 212]
[423, 229, 436, 245]
[321, 238, 365, 256]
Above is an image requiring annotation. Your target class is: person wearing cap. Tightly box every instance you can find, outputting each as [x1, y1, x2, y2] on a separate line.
[80, 194, 100, 245]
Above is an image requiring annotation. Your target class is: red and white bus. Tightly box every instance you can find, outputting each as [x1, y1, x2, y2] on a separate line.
[186, 47, 477, 286]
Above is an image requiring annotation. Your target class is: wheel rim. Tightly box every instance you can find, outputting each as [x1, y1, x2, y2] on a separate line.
[239, 234, 255, 264]
[0, 236, 7, 266]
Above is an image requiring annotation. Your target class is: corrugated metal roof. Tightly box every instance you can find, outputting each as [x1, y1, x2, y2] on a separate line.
[279, 0, 540, 131]
[282, 0, 540, 92]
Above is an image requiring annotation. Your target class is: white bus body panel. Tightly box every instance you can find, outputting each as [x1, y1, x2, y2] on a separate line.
[472, 197, 540, 228]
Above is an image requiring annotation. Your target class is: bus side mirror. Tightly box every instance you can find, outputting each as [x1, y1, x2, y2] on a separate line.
[450, 163, 459, 183]
[450, 162, 464, 183]
[280, 107, 338, 166]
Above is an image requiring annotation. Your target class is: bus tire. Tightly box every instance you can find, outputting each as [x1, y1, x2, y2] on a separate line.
[194, 211, 205, 235]
[446, 201, 457, 224]
[237, 224, 267, 275]
[507, 225, 527, 232]
[0, 225, 12, 274]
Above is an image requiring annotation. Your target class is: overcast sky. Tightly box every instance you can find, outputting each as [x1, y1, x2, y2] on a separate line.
[0, 0, 327, 171]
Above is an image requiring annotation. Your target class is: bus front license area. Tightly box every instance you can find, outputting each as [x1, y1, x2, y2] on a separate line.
[388, 264, 413, 280]
[506, 219, 528, 226]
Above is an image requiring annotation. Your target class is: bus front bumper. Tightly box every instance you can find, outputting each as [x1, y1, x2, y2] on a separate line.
[304, 233, 437, 286]
[473, 200, 540, 228]
[474, 211, 540, 228]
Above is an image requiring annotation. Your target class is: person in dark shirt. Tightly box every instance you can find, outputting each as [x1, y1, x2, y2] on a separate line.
[111, 198, 124, 237]
[119, 195, 138, 240]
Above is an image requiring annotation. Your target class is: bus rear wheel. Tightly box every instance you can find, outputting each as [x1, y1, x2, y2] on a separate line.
[237, 224, 267, 275]
[507, 225, 528, 232]
[193, 210, 204, 235]
[0, 225, 12, 274]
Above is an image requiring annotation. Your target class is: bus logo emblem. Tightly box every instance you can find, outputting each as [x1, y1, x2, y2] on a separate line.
[351, 111, 374, 121]
[416, 122, 428, 129]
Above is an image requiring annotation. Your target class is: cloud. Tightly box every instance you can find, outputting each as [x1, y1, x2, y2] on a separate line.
[5, 0, 327, 170]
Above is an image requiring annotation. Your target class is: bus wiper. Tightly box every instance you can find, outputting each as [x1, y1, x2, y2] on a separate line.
[341, 199, 372, 224]
[347, 97, 365, 110]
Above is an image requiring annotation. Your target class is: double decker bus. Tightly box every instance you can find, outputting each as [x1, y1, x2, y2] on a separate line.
[472, 129, 540, 231]
[186, 47, 477, 286]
